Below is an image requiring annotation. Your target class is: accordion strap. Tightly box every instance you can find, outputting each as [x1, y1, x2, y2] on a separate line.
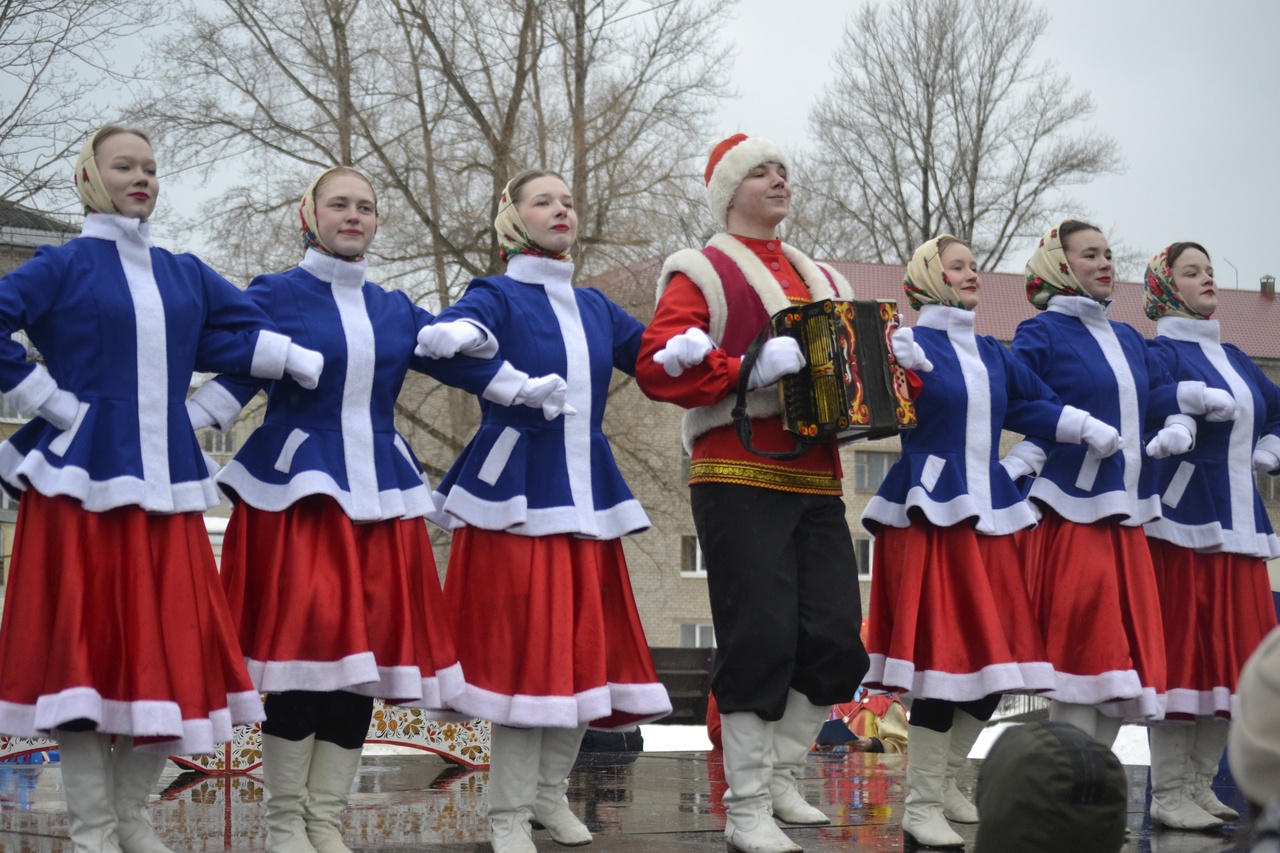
[732, 325, 813, 461]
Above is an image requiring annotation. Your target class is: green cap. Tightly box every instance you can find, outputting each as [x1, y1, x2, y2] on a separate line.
[973, 722, 1128, 853]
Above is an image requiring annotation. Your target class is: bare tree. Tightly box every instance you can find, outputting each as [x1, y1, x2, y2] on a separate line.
[0, 0, 163, 208]
[132, 0, 732, 486]
[803, 0, 1121, 268]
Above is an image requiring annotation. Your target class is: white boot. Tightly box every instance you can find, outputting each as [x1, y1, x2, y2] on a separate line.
[1148, 726, 1224, 830]
[720, 712, 801, 853]
[768, 690, 830, 826]
[489, 724, 541, 853]
[1048, 701, 1098, 738]
[941, 710, 983, 824]
[901, 725, 964, 849]
[111, 737, 175, 853]
[58, 730, 123, 853]
[1188, 717, 1239, 821]
[1094, 711, 1123, 751]
[304, 741, 362, 853]
[532, 724, 592, 846]
[262, 734, 320, 853]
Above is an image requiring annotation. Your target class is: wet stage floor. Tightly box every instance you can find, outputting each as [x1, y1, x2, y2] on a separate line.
[0, 746, 1249, 852]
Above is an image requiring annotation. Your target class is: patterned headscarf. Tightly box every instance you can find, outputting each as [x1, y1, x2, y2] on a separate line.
[494, 176, 574, 263]
[904, 235, 965, 311]
[299, 166, 376, 261]
[1144, 244, 1209, 320]
[1025, 219, 1095, 310]
[73, 132, 121, 216]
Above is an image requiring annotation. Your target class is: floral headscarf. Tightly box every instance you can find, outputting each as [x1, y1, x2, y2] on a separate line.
[904, 234, 965, 311]
[1144, 244, 1208, 320]
[299, 166, 376, 261]
[73, 132, 121, 216]
[1025, 219, 1095, 310]
[494, 176, 574, 263]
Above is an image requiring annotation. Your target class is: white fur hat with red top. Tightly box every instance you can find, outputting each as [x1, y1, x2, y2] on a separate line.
[704, 133, 793, 228]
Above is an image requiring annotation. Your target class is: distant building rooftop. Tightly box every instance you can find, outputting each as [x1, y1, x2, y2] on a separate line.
[586, 255, 1280, 360]
[0, 201, 77, 250]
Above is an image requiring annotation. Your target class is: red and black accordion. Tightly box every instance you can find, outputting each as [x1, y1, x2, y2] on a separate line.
[734, 299, 917, 459]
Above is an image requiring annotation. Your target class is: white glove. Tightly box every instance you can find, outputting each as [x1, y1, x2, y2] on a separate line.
[1080, 416, 1123, 458]
[186, 398, 217, 432]
[284, 343, 324, 390]
[747, 337, 806, 391]
[1201, 388, 1237, 422]
[1253, 446, 1280, 475]
[653, 327, 715, 378]
[1145, 422, 1194, 459]
[1000, 455, 1034, 481]
[416, 320, 487, 359]
[513, 374, 577, 421]
[890, 326, 933, 373]
[37, 388, 80, 431]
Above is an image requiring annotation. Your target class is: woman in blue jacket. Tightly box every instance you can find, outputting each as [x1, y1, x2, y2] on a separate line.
[1141, 241, 1279, 830]
[1013, 219, 1232, 747]
[424, 170, 671, 853]
[0, 126, 321, 853]
[194, 165, 563, 853]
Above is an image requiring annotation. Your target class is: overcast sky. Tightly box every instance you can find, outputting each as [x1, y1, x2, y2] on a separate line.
[713, 0, 1280, 287]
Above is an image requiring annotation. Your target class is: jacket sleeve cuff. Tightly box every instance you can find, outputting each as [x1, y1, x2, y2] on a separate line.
[1005, 439, 1048, 476]
[482, 362, 530, 406]
[189, 381, 246, 432]
[4, 363, 58, 417]
[1055, 405, 1088, 444]
[460, 320, 499, 359]
[1176, 380, 1208, 415]
[249, 330, 291, 379]
[1258, 433, 1280, 464]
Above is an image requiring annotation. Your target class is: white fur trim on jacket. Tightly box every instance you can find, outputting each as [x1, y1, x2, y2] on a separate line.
[188, 381, 245, 433]
[3, 363, 58, 417]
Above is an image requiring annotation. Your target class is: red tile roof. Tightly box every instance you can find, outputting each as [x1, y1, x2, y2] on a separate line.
[586, 256, 1280, 360]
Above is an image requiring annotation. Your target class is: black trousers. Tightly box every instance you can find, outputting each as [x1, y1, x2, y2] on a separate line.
[692, 483, 869, 721]
[262, 690, 375, 749]
[909, 695, 1002, 734]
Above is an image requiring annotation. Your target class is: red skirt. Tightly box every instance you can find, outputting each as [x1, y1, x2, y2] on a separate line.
[863, 522, 1052, 701]
[0, 492, 262, 755]
[1149, 538, 1277, 720]
[220, 496, 462, 710]
[444, 527, 671, 730]
[1023, 512, 1166, 718]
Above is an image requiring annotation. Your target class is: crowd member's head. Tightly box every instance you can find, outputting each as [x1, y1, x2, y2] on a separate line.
[1230, 627, 1280, 812]
[74, 125, 157, 221]
[1025, 218, 1115, 309]
[300, 166, 378, 261]
[704, 134, 793, 239]
[1144, 242, 1217, 320]
[494, 169, 577, 263]
[904, 235, 980, 311]
[973, 722, 1127, 853]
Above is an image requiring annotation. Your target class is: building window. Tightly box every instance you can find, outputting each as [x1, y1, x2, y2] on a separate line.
[201, 429, 235, 456]
[680, 623, 716, 648]
[854, 537, 873, 579]
[681, 534, 706, 577]
[1259, 473, 1280, 505]
[853, 451, 894, 492]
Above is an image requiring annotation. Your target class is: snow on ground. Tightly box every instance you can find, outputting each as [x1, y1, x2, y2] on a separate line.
[639, 722, 1151, 766]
